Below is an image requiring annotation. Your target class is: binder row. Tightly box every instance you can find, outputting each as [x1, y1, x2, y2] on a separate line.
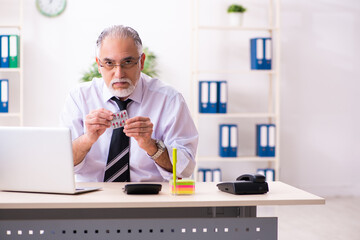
[257, 168, 275, 182]
[197, 168, 222, 182]
[219, 124, 238, 157]
[256, 124, 276, 157]
[218, 124, 276, 157]
[0, 35, 20, 68]
[250, 37, 272, 70]
[199, 80, 227, 113]
[0, 79, 9, 112]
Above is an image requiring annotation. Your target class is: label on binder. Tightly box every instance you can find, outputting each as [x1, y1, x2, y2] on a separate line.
[221, 126, 229, 148]
[265, 39, 272, 60]
[268, 125, 275, 147]
[9, 36, 17, 57]
[209, 82, 217, 104]
[1, 81, 8, 103]
[201, 82, 208, 107]
[230, 126, 237, 147]
[256, 38, 263, 61]
[220, 82, 227, 103]
[260, 125, 267, 147]
[1, 37, 8, 58]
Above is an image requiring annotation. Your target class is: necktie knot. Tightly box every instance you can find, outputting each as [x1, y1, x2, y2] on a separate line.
[111, 97, 132, 110]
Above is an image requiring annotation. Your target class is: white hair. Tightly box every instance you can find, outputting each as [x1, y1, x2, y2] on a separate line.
[95, 25, 143, 57]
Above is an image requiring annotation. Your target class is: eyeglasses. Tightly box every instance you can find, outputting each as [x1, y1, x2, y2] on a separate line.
[98, 55, 142, 70]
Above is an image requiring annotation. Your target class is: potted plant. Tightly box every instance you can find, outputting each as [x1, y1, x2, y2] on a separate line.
[227, 4, 247, 26]
[81, 47, 158, 82]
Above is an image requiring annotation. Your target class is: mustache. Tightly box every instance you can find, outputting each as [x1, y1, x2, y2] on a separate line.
[111, 78, 132, 84]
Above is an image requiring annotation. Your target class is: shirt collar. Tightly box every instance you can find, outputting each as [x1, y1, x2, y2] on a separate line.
[130, 74, 143, 104]
[101, 74, 144, 104]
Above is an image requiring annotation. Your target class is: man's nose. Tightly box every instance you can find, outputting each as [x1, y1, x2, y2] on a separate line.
[113, 65, 125, 78]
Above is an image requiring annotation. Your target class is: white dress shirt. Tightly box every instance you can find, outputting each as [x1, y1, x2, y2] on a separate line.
[60, 73, 198, 182]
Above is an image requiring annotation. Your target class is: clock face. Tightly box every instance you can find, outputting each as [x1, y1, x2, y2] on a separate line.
[36, 0, 67, 17]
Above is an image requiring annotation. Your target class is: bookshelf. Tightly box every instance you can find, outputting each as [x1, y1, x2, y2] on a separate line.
[0, 0, 23, 126]
[191, 0, 281, 181]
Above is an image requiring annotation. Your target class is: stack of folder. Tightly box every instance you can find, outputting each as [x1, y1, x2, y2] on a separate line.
[0, 79, 9, 113]
[197, 168, 222, 182]
[250, 37, 272, 70]
[0, 35, 19, 68]
[256, 124, 276, 157]
[199, 80, 227, 113]
[257, 168, 275, 182]
[219, 124, 238, 157]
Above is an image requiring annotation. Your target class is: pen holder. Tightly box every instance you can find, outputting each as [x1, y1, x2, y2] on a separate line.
[170, 179, 195, 195]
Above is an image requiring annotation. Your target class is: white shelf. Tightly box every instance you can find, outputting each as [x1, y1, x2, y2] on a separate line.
[0, 0, 23, 126]
[197, 25, 279, 31]
[193, 70, 276, 75]
[198, 156, 276, 162]
[0, 113, 21, 117]
[0, 25, 21, 29]
[198, 113, 277, 118]
[0, 68, 21, 73]
[192, 0, 281, 181]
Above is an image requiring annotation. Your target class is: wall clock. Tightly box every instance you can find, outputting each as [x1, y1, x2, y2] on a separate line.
[36, 0, 67, 17]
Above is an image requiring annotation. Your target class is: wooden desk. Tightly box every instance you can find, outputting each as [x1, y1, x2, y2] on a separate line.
[0, 182, 324, 240]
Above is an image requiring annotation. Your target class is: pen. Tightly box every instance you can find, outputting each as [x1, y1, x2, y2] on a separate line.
[172, 148, 177, 193]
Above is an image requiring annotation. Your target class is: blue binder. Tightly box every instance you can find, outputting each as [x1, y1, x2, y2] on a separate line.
[267, 124, 276, 157]
[0, 35, 9, 68]
[256, 124, 276, 157]
[0, 79, 9, 112]
[217, 81, 227, 113]
[199, 81, 218, 113]
[256, 124, 269, 156]
[250, 38, 272, 70]
[219, 124, 230, 157]
[265, 168, 275, 181]
[257, 168, 275, 181]
[199, 81, 209, 113]
[229, 125, 238, 157]
[204, 168, 213, 182]
[219, 124, 238, 157]
[212, 168, 222, 182]
[256, 168, 266, 176]
[197, 168, 207, 182]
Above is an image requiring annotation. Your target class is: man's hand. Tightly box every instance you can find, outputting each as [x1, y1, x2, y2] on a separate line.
[84, 108, 113, 144]
[73, 108, 113, 166]
[123, 116, 155, 153]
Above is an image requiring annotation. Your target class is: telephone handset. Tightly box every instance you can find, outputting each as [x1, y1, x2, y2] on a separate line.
[236, 174, 266, 183]
[217, 174, 269, 195]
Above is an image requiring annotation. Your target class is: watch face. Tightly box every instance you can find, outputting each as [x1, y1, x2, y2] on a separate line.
[36, 0, 67, 17]
[157, 140, 165, 150]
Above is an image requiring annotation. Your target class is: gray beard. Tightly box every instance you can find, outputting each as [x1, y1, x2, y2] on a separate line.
[108, 78, 135, 98]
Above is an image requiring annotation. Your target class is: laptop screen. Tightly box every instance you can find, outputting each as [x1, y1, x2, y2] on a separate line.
[0, 127, 77, 194]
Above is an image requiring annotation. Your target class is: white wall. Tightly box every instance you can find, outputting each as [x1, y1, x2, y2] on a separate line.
[1, 0, 359, 196]
[280, 0, 360, 197]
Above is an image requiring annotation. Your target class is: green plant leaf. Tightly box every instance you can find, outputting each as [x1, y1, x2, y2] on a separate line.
[227, 4, 246, 13]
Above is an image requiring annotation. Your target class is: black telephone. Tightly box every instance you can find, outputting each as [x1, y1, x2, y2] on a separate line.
[217, 174, 269, 195]
[236, 173, 266, 183]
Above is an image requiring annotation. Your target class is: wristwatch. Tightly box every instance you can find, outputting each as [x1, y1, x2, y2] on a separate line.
[149, 140, 166, 160]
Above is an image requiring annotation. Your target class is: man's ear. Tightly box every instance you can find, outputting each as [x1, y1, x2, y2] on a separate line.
[140, 53, 146, 71]
[95, 57, 102, 74]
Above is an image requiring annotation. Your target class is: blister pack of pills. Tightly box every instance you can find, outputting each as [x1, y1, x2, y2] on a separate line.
[111, 110, 128, 129]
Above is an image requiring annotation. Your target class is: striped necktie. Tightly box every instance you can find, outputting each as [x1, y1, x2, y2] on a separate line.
[104, 97, 132, 182]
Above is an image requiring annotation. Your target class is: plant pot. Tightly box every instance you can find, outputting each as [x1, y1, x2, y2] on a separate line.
[228, 12, 244, 26]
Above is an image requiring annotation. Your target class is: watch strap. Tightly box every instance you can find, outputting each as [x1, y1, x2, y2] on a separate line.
[149, 140, 165, 160]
